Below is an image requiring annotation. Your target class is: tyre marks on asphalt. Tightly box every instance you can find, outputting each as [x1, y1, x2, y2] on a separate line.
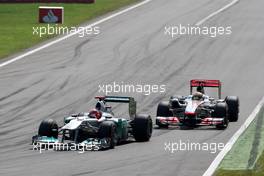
[0, 87, 28, 102]
[71, 171, 96, 176]
[0, 79, 44, 103]
[59, 75, 71, 90]
[0, 85, 50, 126]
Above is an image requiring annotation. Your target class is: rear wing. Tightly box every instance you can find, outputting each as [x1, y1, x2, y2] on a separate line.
[95, 96, 136, 118]
[190, 79, 222, 98]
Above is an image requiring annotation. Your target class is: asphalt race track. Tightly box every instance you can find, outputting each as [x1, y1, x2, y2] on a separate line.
[1, 0, 264, 175]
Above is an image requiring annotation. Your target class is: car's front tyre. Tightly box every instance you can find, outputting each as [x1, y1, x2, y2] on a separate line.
[38, 119, 59, 138]
[98, 121, 117, 149]
[226, 96, 239, 122]
[213, 103, 229, 130]
[133, 114, 152, 142]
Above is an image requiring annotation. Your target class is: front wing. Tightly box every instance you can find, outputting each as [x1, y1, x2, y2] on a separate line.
[32, 135, 112, 151]
[156, 116, 225, 126]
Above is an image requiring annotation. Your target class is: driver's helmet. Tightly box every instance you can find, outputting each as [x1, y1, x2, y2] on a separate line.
[89, 109, 102, 119]
[192, 92, 203, 100]
[95, 101, 106, 111]
[196, 86, 205, 94]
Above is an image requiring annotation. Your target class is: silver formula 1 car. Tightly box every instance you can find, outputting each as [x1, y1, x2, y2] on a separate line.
[32, 96, 152, 150]
[156, 79, 239, 129]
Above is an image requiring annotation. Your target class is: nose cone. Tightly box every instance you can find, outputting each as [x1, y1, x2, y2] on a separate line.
[185, 100, 201, 115]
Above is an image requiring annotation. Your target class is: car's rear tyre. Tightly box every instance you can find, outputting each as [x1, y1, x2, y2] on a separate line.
[225, 96, 239, 122]
[156, 101, 172, 128]
[98, 121, 117, 149]
[38, 119, 59, 138]
[133, 114, 152, 142]
[212, 103, 229, 130]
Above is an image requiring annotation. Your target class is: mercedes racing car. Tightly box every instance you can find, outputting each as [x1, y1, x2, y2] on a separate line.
[156, 80, 239, 129]
[32, 96, 152, 150]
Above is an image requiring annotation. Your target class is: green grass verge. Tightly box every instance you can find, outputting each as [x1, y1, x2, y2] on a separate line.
[214, 107, 264, 176]
[215, 152, 264, 176]
[0, 0, 139, 59]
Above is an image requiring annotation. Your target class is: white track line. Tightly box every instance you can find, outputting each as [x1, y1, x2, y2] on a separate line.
[203, 97, 264, 176]
[196, 0, 240, 26]
[0, 0, 153, 68]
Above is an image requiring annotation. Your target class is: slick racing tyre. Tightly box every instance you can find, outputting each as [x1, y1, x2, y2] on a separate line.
[38, 119, 59, 138]
[156, 101, 172, 128]
[157, 101, 173, 117]
[98, 121, 117, 149]
[212, 103, 229, 130]
[133, 114, 152, 142]
[225, 96, 239, 122]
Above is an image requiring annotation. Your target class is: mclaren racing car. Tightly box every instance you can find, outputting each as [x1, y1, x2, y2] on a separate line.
[32, 96, 152, 150]
[156, 80, 239, 129]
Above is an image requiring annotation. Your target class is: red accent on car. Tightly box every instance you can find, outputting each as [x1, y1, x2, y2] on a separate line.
[95, 96, 106, 100]
[185, 112, 196, 115]
[201, 118, 223, 125]
[190, 79, 221, 88]
[89, 109, 102, 119]
[167, 117, 180, 122]
[159, 117, 166, 122]
[158, 117, 180, 123]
